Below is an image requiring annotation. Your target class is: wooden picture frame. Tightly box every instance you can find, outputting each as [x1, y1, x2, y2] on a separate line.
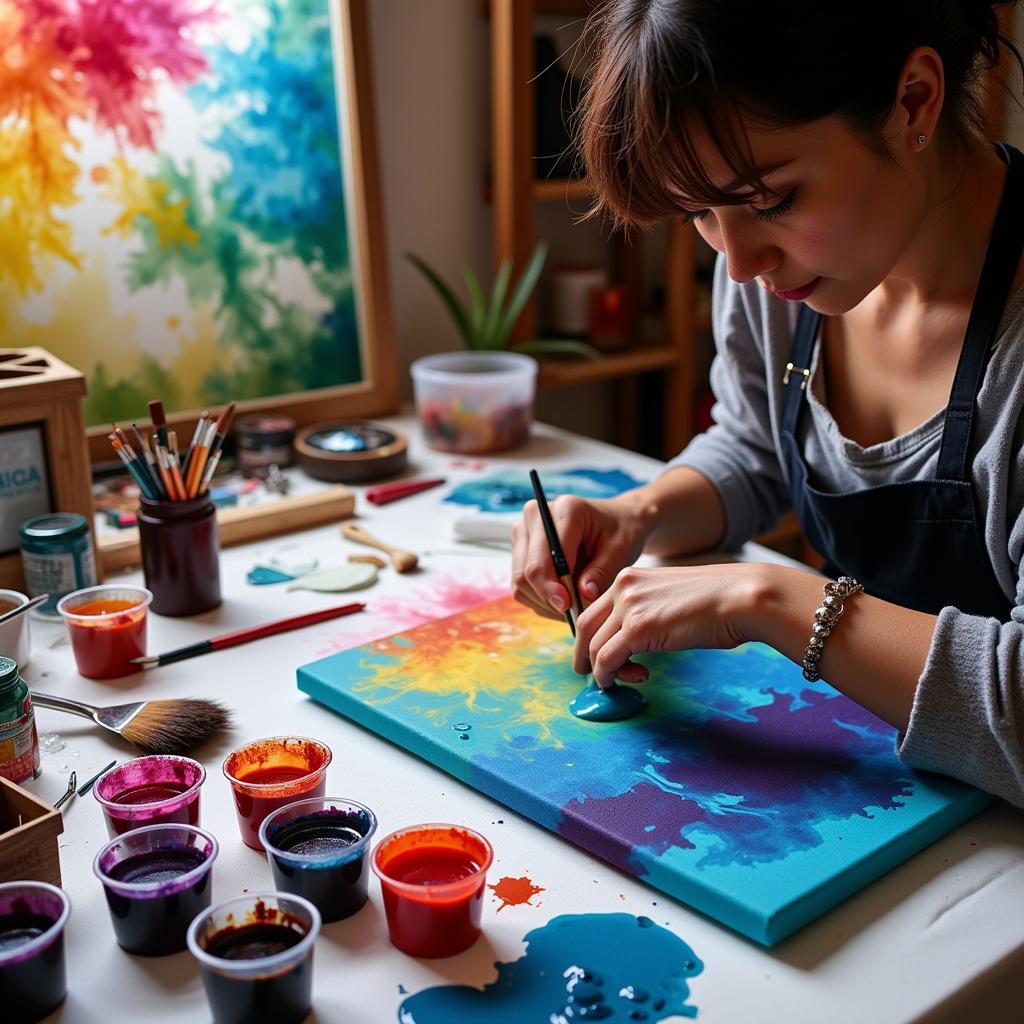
[0, 349, 95, 592]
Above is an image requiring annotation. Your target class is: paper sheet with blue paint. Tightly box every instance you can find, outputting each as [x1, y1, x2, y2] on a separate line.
[297, 596, 990, 945]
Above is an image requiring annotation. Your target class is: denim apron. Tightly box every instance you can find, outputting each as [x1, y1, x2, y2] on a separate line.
[780, 144, 1024, 619]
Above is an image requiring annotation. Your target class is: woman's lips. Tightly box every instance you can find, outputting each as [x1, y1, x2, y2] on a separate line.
[773, 277, 821, 301]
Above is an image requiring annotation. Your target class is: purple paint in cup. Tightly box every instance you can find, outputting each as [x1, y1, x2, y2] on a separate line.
[0, 881, 71, 1024]
[94, 823, 218, 956]
[93, 754, 205, 838]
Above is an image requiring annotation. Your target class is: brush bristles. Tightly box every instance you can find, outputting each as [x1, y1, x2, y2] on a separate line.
[120, 699, 233, 755]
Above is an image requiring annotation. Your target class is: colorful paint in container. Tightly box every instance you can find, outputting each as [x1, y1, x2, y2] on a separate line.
[187, 892, 321, 1024]
[0, 881, 71, 1024]
[18, 513, 97, 616]
[94, 754, 205, 837]
[56, 584, 151, 679]
[223, 737, 331, 850]
[372, 823, 493, 958]
[259, 797, 377, 922]
[93, 823, 218, 956]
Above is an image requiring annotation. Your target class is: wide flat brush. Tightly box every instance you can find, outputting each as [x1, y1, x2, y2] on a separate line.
[31, 693, 232, 755]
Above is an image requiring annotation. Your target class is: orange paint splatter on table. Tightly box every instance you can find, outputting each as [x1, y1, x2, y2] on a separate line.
[488, 876, 544, 912]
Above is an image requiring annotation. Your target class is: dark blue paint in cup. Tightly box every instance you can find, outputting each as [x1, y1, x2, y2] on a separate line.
[93, 823, 218, 955]
[258, 797, 377, 923]
[0, 881, 71, 1024]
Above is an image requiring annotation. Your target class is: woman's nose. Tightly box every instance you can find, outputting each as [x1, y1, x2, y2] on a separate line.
[702, 215, 781, 285]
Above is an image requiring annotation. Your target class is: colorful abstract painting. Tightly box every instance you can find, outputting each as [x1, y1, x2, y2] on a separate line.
[298, 595, 991, 945]
[0, 0, 362, 425]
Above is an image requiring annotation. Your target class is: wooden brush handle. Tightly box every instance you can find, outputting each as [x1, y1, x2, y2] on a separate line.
[341, 522, 418, 572]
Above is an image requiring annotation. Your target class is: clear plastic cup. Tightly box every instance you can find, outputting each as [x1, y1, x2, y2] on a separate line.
[372, 822, 493, 957]
[93, 754, 205, 838]
[259, 796, 377, 922]
[223, 737, 332, 850]
[56, 584, 151, 679]
[187, 892, 321, 1024]
[0, 880, 71, 1022]
[93, 823, 218, 956]
[410, 351, 537, 453]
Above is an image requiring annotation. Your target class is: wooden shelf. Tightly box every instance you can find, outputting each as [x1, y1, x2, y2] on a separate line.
[483, 177, 593, 203]
[535, 344, 680, 390]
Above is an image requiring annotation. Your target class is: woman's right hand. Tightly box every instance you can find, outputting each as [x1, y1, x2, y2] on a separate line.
[511, 491, 659, 621]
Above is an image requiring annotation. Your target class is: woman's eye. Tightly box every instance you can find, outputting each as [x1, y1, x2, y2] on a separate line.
[753, 188, 798, 223]
[681, 208, 710, 225]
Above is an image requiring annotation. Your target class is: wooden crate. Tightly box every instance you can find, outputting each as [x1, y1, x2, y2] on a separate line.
[0, 774, 64, 886]
[0, 347, 96, 592]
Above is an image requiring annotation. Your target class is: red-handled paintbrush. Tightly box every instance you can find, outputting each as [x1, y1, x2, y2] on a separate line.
[131, 602, 366, 668]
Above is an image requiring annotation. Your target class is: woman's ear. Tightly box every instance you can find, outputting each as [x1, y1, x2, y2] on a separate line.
[889, 46, 945, 153]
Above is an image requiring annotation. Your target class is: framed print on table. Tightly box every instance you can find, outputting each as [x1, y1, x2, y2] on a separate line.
[0, 0, 397, 465]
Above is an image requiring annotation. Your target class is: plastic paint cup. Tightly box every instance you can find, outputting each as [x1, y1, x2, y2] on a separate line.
[259, 797, 377, 923]
[93, 823, 218, 956]
[372, 823, 493, 958]
[93, 754, 205, 838]
[0, 881, 71, 1024]
[56, 584, 151, 679]
[223, 737, 332, 851]
[187, 892, 321, 1024]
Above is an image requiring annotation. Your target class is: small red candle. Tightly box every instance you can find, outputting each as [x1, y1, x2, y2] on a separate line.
[372, 823, 493, 957]
[222, 737, 332, 850]
[57, 586, 151, 679]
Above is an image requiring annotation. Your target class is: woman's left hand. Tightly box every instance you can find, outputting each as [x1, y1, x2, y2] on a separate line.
[574, 562, 770, 688]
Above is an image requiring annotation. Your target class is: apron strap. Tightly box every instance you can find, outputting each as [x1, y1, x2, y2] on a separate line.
[937, 143, 1024, 481]
[782, 302, 821, 436]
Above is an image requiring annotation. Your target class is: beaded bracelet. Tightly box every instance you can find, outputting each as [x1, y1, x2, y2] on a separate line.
[802, 576, 863, 682]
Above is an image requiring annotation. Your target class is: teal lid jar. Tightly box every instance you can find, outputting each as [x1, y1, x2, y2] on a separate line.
[0, 656, 41, 783]
[18, 513, 97, 615]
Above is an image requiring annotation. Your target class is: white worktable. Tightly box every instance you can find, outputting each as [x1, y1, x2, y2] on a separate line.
[17, 413, 1024, 1023]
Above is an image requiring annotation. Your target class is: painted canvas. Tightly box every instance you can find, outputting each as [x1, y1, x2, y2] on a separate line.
[0, 0, 365, 426]
[298, 595, 992, 946]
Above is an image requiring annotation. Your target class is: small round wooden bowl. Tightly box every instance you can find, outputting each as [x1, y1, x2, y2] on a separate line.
[294, 421, 408, 483]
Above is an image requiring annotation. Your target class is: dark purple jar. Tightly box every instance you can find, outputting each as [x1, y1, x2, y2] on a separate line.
[0, 881, 71, 1024]
[138, 495, 222, 616]
[93, 823, 218, 956]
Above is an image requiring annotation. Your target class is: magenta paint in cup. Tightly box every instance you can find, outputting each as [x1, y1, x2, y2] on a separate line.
[93, 754, 205, 838]
[0, 881, 71, 1024]
[94, 824, 218, 956]
[187, 892, 321, 1024]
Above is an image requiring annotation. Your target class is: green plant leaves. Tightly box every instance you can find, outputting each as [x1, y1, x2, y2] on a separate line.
[406, 252, 472, 346]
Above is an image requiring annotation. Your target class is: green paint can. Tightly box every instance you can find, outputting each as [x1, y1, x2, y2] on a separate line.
[18, 513, 97, 615]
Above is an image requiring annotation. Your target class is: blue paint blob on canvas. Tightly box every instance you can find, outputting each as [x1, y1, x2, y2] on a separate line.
[397, 914, 702, 1023]
[444, 468, 645, 513]
[570, 681, 647, 721]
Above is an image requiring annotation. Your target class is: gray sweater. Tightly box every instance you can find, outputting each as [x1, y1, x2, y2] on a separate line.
[671, 255, 1024, 807]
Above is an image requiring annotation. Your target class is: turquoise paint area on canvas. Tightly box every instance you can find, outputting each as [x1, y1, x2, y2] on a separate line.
[444, 468, 646, 513]
[297, 597, 992, 945]
[397, 914, 702, 1023]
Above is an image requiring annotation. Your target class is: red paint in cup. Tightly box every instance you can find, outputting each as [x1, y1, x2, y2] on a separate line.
[56, 585, 151, 679]
[372, 823, 493, 957]
[93, 755, 205, 838]
[222, 737, 331, 850]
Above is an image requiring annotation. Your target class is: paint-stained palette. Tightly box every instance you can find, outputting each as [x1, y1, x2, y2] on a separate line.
[297, 596, 991, 945]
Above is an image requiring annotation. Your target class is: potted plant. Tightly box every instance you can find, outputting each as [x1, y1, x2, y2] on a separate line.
[407, 243, 599, 454]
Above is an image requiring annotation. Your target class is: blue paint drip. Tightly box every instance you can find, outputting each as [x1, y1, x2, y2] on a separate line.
[397, 913, 702, 1022]
[570, 682, 647, 722]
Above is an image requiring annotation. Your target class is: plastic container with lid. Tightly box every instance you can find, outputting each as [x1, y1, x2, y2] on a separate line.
[0, 657, 41, 784]
[18, 514, 97, 616]
[410, 351, 537, 454]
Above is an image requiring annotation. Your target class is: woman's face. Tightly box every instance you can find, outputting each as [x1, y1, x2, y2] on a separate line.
[683, 116, 925, 315]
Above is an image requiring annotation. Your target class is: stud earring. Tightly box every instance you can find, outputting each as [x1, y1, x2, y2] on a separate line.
[917, 134, 927, 145]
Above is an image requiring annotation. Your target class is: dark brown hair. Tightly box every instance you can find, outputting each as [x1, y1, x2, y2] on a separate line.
[578, 0, 1023, 227]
